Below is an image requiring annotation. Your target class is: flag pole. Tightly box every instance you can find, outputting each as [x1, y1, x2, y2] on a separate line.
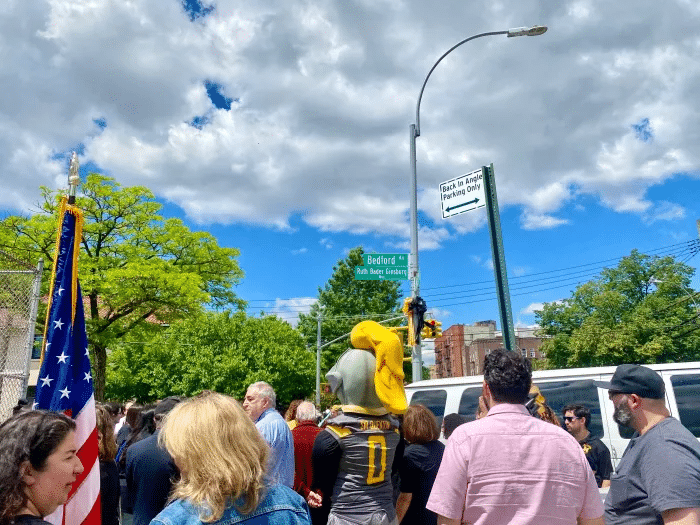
[68, 152, 80, 204]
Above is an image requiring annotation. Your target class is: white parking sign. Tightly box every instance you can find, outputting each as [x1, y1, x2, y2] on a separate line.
[440, 168, 486, 219]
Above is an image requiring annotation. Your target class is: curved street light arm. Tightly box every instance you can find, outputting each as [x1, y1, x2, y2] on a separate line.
[414, 30, 508, 137]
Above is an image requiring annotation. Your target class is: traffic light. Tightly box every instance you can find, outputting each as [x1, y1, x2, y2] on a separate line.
[421, 319, 442, 339]
[403, 296, 427, 345]
[431, 320, 442, 338]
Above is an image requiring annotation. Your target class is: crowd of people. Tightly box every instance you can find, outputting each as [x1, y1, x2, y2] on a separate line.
[2, 350, 700, 525]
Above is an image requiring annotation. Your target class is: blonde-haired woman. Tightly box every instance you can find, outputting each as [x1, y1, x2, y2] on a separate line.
[150, 392, 310, 525]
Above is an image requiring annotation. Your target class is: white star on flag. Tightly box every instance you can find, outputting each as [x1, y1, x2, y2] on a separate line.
[40, 375, 53, 387]
[59, 387, 70, 399]
[85, 346, 90, 357]
[84, 372, 92, 382]
[57, 351, 69, 364]
[53, 318, 64, 330]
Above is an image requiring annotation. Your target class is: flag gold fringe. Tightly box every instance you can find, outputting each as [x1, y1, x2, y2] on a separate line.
[39, 197, 84, 365]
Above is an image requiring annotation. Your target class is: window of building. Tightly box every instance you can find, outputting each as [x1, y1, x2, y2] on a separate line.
[530, 350, 536, 358]
[671, 374, 700, 438]
[521, 348, 527, 357]
[410, 389, 447, 429]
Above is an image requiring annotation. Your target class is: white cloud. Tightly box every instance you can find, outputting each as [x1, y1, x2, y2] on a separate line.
[642, 201, 686, 224]
[2, 0, 700, 249]
[520, 302, 545, 315]
[512, 266, 527, 277]
[427, 307, 452, 321]
[521, 212, 570, 231]
[291, 247, 308, 255]
[419, 340, 435, 367]
[272, 297, 317, 327]
[319, 238, 333, 250]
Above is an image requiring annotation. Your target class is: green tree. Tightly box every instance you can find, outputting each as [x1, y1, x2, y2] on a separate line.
[105, 311, 315, 407]
[0, 174, 244, 400]
[536, 250, 700, 368]
[297, 247, 404, 375]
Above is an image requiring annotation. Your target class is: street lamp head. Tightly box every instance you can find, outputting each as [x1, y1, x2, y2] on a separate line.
[507, 25, 548, 38]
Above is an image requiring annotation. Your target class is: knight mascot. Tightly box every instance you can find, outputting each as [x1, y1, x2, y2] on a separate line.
[310, 320, 408, 525]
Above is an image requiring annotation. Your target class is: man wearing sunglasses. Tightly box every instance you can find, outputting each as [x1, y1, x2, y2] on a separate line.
[594, 364, 700, 525]
[562, 404, 612, 488]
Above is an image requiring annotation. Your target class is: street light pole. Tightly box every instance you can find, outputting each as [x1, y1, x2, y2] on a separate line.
[409, 25, 547, 382]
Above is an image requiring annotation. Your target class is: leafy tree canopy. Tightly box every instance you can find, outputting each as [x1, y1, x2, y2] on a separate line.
[536, 250, 700, 368]
[0, 174, 244, 399]
[105, 311, 315, 408]
[297, 247, 404, 374]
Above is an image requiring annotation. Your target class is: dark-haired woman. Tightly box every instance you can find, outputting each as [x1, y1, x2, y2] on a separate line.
[96, 405, 120, 525]
[395, 404, 444, 525]
[0, 410, 84, 525]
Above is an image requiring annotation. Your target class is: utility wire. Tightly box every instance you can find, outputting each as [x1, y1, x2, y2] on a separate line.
[243, 239, 699, 316]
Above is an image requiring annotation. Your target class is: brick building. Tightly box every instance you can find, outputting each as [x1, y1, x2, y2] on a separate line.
[434, 321, 545, 378]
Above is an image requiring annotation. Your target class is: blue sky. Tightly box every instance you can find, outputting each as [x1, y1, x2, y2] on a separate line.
[2, 0, 700, 364]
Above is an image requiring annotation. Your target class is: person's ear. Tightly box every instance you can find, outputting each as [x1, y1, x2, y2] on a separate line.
[628, 393, 642, 409]
[21, 461, 37, 486]
[482, 382, 493, 408]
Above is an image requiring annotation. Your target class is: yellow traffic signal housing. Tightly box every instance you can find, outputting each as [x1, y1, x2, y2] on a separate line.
[432, 320, 442, 338]
[421, 319, 442, 339]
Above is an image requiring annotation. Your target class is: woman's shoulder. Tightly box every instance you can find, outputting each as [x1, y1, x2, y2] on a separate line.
[150, 500, 200, 525]
[240, 485, 310, 524]
[151, 489, 310, 525]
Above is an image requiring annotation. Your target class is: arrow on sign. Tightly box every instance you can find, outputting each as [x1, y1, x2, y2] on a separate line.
[446, 198, 479, 213]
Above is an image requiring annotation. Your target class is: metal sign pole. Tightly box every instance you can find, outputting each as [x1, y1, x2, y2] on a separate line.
[482, 164, 517, 352]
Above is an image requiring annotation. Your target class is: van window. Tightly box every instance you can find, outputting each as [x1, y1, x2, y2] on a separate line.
[671, 374, 700, 438]
[457, 387, 482, 423]
[410, 389, 447, 428]
[535, 379, 604, 438]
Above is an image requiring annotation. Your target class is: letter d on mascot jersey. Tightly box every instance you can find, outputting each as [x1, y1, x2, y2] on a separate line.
[320, 321, 407, 525]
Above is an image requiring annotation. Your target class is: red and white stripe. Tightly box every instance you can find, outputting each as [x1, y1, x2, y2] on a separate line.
[45, 394, 101, 525]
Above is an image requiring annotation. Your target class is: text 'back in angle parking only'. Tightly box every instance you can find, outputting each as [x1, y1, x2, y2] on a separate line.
[440, 168, 486, 219]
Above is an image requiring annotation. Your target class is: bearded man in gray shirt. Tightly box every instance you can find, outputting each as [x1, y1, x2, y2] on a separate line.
[594, 364, 700, 525]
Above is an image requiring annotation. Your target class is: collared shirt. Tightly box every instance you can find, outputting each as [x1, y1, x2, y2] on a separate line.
[427, 403, 603, 525]
[256, 408, 295, 488]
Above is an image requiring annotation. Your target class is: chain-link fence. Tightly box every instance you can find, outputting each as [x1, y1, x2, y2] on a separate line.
[0, 250, 43, 422]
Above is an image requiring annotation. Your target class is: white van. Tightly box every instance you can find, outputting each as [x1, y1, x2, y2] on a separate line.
[405, 361, 700, 469]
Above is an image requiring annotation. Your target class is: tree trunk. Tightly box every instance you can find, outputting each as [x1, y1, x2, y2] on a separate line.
[93, 343, 107, 401]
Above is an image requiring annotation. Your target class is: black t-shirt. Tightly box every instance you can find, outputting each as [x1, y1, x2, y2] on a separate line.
[12, 515, 52, 525]
[579, 433, 613, 487]
[398, 440, 445, 525]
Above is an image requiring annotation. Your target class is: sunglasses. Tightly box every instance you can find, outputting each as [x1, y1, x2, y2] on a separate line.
[563, 416, 580, 422]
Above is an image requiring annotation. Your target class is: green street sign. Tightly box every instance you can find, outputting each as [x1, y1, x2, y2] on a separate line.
[355, 266, 408, 281]
[362, 253, 408, 267]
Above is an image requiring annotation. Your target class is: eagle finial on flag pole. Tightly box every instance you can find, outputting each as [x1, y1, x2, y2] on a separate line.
[68, 152, 80, 204]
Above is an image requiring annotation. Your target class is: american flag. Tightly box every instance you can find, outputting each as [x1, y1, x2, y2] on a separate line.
[35, 196, 101, 525]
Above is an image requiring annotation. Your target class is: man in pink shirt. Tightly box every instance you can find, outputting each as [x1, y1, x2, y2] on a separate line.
[426, 349, 603, 525]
